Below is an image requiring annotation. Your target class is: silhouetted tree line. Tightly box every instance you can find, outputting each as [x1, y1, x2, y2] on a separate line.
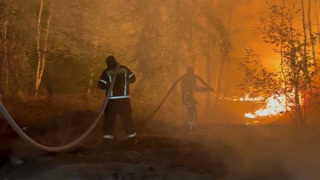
[0, 0, 234, 112]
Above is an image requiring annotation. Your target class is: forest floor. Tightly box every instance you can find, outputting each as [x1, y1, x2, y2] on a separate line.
[1, 98, 320, 180]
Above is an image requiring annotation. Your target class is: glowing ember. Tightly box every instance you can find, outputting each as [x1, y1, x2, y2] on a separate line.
[239, 94, 264, 102]
[221, 94, 264, 102]
[245, 94, 289, 118]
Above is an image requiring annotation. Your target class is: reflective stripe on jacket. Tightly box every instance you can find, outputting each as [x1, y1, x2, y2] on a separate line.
[98, 65, 136, 99]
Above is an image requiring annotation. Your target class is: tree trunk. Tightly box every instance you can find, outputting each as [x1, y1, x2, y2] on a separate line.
[314, 0, 320, 45]
[215, 58, 227, 106]
[280, 0, 289, 110]
[35, 0, 44, 97]
[206, 54, 210, 113]
[301, 0, 312, 96]
[35, 0, 53, 97]
[214, 1, 233, 107]
[308, 0, 316, 74]
[2, 21, 8, 96]
[192, 30, 197, 68]
[291, 44, 304, 126]
[294, 87, 303, 125]
[294, 81, 303, 126]
[87, 38, 99, 95]
[40, 1, 53, 86]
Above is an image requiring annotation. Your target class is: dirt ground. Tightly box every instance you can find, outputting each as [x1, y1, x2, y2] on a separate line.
[1, 120, 320, 180]
[1, 97, 320, 180]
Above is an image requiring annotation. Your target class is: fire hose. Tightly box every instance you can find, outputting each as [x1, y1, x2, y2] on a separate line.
[0, 64, 120, 152]
[146, 76, 183, 122]
[147, 75, 215, 122]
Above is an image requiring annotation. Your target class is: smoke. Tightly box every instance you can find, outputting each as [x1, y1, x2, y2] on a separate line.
[187, 122, 320, 179]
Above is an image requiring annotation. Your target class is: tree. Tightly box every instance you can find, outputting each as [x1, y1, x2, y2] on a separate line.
[0, 0, 36, 98]
[307, 0, 317, 78]
[239, 47, 279, 97]
[35, 0, 53, 97]
[0, 1, 11, 96]
[261, 1, 318, 125]
[1, 20, 8, 95]
[301, 0, 312, 95]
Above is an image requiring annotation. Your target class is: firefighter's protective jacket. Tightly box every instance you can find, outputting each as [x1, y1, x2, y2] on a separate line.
[98, 65, 136, 99]
[181, 73, 208, 106]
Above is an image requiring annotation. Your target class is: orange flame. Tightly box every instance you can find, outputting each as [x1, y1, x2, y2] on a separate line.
[221, 94, 264, 102]
[245, 94, 289, 119]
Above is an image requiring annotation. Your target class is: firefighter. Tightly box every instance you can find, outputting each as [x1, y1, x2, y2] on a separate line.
[181, 67, 213, 131]
[98, 55, 137, 145]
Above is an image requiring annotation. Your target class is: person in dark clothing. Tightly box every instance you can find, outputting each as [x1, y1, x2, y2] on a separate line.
[181, 67, 213, 131]
[98, 55, 137, 145]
